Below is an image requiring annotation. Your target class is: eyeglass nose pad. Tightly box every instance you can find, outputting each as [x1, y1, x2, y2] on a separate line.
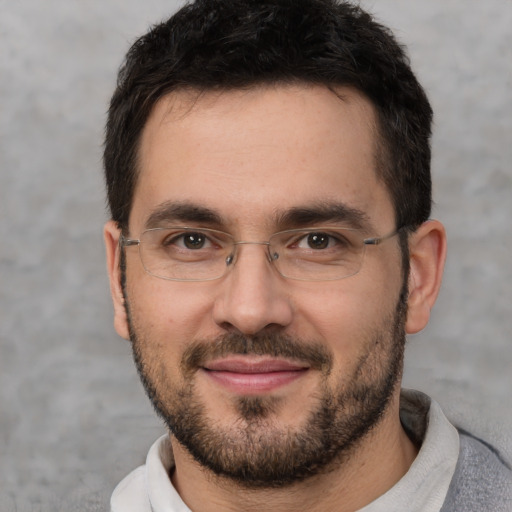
[226, 253, 235, 266]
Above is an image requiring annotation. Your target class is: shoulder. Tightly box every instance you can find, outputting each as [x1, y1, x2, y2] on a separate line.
[441, 431, 512, 512]
[110, 465, 152, 512]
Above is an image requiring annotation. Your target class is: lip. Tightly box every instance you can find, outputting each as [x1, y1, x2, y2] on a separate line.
[202, 357, 309, 394]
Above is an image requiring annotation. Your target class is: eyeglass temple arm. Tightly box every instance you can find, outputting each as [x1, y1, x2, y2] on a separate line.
[119, 235, 140, 247]
[363, 226, 404, 246]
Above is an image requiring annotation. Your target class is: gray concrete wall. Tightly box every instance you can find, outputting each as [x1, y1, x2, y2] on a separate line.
[1, 1, 511, 509]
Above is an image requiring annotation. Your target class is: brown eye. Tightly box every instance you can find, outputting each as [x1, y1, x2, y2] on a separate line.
[306, 232, 330, 249]
[162, 231, 211, 250]
[182, 232, 207, 249]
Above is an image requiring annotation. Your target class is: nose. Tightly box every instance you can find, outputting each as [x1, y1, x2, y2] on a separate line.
[212, 243, 293, 335]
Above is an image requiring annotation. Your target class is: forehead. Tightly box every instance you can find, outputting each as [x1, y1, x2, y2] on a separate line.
[131, 84, 394, 234]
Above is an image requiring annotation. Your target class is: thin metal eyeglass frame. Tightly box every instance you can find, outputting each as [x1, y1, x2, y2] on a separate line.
[119, 226, 403, 282]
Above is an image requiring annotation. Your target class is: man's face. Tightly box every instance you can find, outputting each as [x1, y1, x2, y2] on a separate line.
[112, 85, 408, 486]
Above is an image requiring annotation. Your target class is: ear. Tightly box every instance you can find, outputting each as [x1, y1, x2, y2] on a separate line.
[405, 220, 447, 334]
[104, 220, 131, 340]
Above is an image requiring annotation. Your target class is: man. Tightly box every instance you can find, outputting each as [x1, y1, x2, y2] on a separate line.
[103, 0, 511, 510]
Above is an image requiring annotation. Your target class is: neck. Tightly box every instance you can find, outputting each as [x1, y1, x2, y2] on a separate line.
[170, 393, 418, 512]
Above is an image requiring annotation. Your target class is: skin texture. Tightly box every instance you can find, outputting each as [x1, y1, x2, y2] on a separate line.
[105, 84, 446, 511]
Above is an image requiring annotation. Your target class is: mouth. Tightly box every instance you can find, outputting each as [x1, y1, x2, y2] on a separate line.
[201, 356, 310, 394]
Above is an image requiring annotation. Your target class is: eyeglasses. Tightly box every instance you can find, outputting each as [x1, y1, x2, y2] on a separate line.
[120, 226, 401, 282]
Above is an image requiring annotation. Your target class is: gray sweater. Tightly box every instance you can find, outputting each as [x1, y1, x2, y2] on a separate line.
[441, 431, 512, 511]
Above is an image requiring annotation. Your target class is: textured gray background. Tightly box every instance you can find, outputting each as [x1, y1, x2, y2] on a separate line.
[1, 1, 511, 510]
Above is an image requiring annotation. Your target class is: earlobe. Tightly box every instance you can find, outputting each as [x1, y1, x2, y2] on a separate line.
[405, 220, 447, 334]
[104, 220, 131, 340]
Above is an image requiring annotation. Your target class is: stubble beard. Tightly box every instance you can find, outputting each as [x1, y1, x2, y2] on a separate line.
[124, 281, 408, 489]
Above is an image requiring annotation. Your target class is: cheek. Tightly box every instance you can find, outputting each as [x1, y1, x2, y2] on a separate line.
[292, 275, 400, 362]
[125, 270, 218, 354]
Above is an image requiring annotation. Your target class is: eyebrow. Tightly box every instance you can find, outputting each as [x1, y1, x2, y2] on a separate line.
[145, 201, 224, 229]
[274, 202, 372, 232]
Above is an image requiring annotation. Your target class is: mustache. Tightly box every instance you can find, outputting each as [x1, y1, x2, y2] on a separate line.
[181, 332, 332, 374]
